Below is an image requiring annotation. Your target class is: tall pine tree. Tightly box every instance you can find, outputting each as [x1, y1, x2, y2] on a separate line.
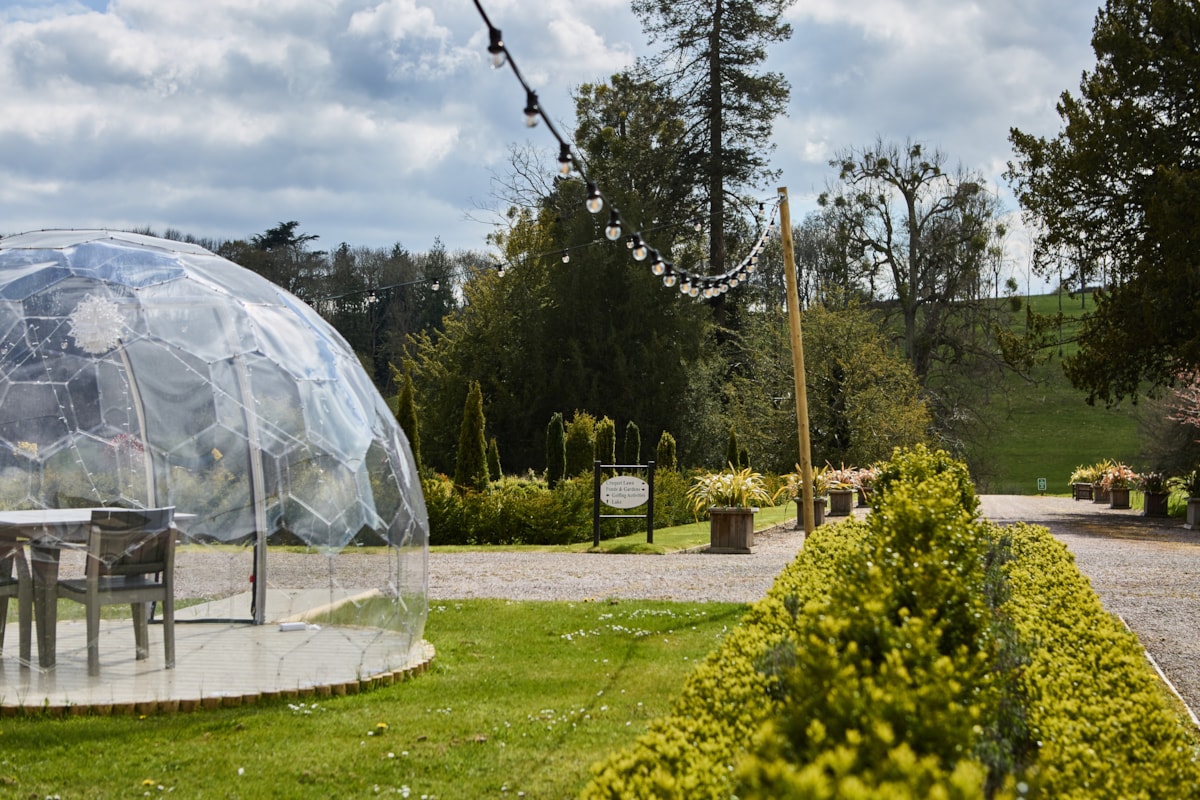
[454, 381, 489, 492]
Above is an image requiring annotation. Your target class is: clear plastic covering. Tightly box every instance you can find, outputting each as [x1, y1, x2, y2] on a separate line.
[0, 230, 428, 697]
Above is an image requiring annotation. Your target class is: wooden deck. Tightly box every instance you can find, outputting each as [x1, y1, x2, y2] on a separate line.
[0, 589, 433, 715]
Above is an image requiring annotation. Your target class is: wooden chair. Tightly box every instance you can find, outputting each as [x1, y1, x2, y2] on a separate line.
[56, 507, 176, 676]
[0, 538, 32, 664]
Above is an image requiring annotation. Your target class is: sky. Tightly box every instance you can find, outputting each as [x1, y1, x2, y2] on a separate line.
[0, 0, 1102, 288]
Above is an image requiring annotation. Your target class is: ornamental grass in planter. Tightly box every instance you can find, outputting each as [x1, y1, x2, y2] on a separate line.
[687, 465, 780, 554]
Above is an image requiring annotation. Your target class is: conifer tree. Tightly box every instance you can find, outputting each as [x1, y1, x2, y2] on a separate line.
[565, 412, 597, 478]
[595, 417, 617, 470]
[546, 412, 566, 488]
[454, 381, 488, 492]
[391, 361, 422, 473]
[726, 426, 741, 469]
[623, 421, 641, 466]
[656, 431, 677, 471]
[486, 437, 502, 483]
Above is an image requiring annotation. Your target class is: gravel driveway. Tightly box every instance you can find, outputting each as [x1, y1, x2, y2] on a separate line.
[173, 495, 1200, 718]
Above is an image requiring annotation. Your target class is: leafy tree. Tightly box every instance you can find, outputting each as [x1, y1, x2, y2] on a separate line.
[410, 75, 728, 472]
[391, 361, 422, 473]
[632, 0, 795, 273]
[565, 412, 598, 478]
[656, 431, 677, 471]
[819, 140, 1007, 382]
[623, 420, 641, 466]
[595, 416, 617, 469]
[546, 412, 566, 488]
[454, 381, 488, 492]
[724, 303, 931, 474]
[486, 436, 502, 482]
[1007, 0, 1200, 404]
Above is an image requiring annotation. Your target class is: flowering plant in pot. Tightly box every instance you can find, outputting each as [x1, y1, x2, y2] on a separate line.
[688, 465, 779, 553]
[824, 463, 858, 516]
[1138, 470, 1170, 517]
[1099, 462, 1137, 509]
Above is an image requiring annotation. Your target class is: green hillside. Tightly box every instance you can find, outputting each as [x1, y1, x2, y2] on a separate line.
[961, 291, 1144, 494]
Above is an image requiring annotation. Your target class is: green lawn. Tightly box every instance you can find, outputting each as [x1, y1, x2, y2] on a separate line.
[0, 598, 745, 798]
[964, 292, 1143, 493]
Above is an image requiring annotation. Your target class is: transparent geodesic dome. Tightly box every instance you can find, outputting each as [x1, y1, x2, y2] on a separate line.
[0, 230, 428, 693]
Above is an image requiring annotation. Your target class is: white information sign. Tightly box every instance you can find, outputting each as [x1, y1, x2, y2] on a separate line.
[601, 476, 650, 509]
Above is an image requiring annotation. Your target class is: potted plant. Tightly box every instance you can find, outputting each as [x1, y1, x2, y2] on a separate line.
[1099, 462, 1137, 509]
[1138, 470, 1170, 518]
[1068, 464, 1097, 501]
[687, 465, 777, 553]
[1091, 459, 1115, 504]
[1169, 469, 1200, 529]
[825, 464, 857, 516]
[854, 465, 879, 507]
[784, 465, 828, 529]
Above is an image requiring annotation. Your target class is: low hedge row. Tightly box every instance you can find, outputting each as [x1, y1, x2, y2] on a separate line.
[583, 446, 1200, 799]
[422, 469, 706, 546]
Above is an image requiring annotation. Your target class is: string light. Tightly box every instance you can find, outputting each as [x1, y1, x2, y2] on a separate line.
[585, 183, 604, 214]
[487, 26, 506, 69]
[472, 0, 783, 301]
[523, 90, 539, 127]
[604, 210, 622, 242]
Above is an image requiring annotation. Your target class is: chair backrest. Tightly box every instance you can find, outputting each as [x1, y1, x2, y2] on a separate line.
[88, 507, 176, 578]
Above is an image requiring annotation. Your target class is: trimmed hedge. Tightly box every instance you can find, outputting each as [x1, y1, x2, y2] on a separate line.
[583, 446, 1200, 799]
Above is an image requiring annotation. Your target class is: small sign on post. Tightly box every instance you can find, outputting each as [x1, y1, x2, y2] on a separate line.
[593, 460, 656, 547]
[1037, 477, 1047, 494]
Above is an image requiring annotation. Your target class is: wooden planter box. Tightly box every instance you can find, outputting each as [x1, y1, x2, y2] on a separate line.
[1143, 491, 1170, 518]
[709, 507, 756, 554]
[793, 497, 826, 530]
[1092, 483, 1109, 504]
[1072, 482, 1093, 501]
[828, 488, 856, 517]
[1108, 487, 1131, 509]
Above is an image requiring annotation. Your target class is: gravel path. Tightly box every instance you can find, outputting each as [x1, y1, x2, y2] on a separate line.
[170, 496, 1200, 717]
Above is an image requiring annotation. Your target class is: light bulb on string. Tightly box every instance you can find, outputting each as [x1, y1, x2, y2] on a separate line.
[680, 279, 691, 294]
[431, 279, 440, 291]
[663, 273, 677, 287]
[523, 90, 539, 127]
[649, 251, 665, 275]
[693, 218, 703, 232]
[739, 270, 748, 281]
[561, 250, 570, 264]
[689, 285, 700, 298]
[729, 276, 739, 288]
[496, 263, 506, 278]
[487, 27, 506, 69]
[557, 143, 572, 176]
[585, 183, 603, 214]
[631, 236, 648, 261]
[604, 211, 622, 242]
[625, 235, 635, 250]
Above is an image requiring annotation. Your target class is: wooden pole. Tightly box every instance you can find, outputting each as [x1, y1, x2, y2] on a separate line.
[777, 187, 815, 533]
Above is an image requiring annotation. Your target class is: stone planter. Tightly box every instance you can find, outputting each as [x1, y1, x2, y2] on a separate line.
[1092, 483, 1109, 504]
[709, 507, 756, 554]
[1072, 482, 1093, 501]
[1187, 498, 1200, 530]
[1108, 486, 1131, 509]
[828, 488, 856, 517]
[1143, 491, 1170, 518]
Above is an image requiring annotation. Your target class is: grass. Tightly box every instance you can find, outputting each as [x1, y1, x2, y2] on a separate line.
[964, 291, 1144, 493]
[0, 598, 746, 798]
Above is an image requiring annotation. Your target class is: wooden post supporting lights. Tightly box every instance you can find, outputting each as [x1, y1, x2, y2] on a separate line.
[778, 187, 815, 533]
